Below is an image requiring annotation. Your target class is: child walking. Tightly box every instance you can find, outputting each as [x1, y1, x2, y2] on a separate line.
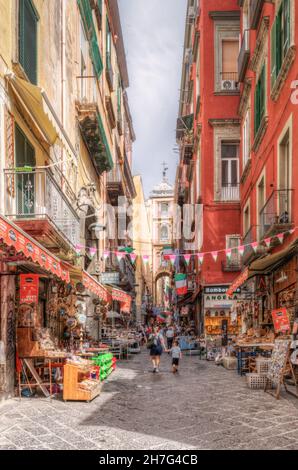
[168, 340, 182, 373]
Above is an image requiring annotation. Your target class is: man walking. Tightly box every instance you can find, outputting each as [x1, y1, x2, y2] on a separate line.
[165, 325, 174, 351]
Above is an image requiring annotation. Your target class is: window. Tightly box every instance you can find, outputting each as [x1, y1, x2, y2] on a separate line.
[78, 0, 103, 78]
[254, 64, 266, 135]
[160, 203, 169, 217]
[160, 225, 169, 241]
[243, 204, 250, 237]
[80, 20, 89, 100]
[117, 75, 122, 116]
[19, 0, 39, 84]
[221, 39, 239, 82]
[279, 130, 290, 191]
[257, 175, 265, 238]
[243, 109, 250, 168]
[226, 235, 241, 266]
[106, 19, 112, 71]
[15, 125, 36, 216]
[221, 142, 239, 200]
[271, 0, 291, 87]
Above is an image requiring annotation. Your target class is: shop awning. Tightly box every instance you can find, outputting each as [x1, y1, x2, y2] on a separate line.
[227, 267, 249, 297]
[6, 73, 77, 160]
[106, 286, 132, 314]
[82, 271, 110, 303]
[0, 215, 69, 282]
[249, 242, 298, 275]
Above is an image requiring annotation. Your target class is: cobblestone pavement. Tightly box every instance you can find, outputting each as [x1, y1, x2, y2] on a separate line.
[1, 350, 298, 450]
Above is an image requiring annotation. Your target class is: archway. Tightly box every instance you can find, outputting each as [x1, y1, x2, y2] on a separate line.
[154, 269, 172, 308]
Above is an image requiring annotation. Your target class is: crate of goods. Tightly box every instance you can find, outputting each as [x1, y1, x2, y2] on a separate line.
[63, 363, 102, 401]
[246, 373, 273, 390]
[255, 357, 271, 374]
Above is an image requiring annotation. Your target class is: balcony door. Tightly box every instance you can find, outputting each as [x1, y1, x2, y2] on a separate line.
[15, 125, 36, 217]
[221, 142, 239, 200]
[279, 130, 291, 221]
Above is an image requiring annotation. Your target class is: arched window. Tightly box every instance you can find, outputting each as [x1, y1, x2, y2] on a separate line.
[160, 225, 169, 241]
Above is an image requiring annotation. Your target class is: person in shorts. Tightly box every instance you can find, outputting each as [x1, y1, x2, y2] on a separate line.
[168, 340, 182, 373]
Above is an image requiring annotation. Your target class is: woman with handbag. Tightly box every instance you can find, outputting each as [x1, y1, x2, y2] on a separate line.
[147, 326, 165, 373]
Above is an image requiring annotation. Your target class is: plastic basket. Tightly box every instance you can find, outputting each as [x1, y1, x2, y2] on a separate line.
[255, 357, 271, 374]
[246, 373, 273, 390]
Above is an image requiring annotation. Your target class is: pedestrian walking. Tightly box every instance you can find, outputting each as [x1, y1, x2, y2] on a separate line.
[165, 326, 174, 351]
[147, 326, 165, 373]
[167, 339, 182, 374]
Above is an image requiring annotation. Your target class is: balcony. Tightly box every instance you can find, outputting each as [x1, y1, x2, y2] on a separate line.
[4, 169, 80, 252]
[238, 30, 250, 83]
[222, 259, 242, 273]
[259, 190, 294, 239]
[117, 111, 123, 136]
[107, 163, 124, 205]
[220, 72, 240, 92]
[250, 0, 264, 30]
[242, 226, 266, 266]
[220, 184, 240, 202]
[76, 77, 113, 175]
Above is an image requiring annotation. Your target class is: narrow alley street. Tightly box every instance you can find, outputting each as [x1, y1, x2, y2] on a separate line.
[1, 351, 298, 451]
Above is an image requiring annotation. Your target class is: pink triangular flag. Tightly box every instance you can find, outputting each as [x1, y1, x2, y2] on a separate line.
[226, 249, 232, 260]
[276, 233, 284, 244]
[251, 242, 258, 253]
[103, 250, 110, 260]
[130, 253, 137, 264]
[169, 254, 176, 266]
[211, 251, 218, 262]
[184, 254, 191, 266]
[264, 238, 271, 248]
[142, 255, 149, 264]
[238, 245, 245, 256]
[75, 244, 84, 255]
[197, 253, 204, 264]
[117, 251, 125, 263]
[89, 247, 97, 257]
[288, 229, 295, 235]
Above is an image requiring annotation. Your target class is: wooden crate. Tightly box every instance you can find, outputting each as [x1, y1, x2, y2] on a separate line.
[63, 364, 101, 402]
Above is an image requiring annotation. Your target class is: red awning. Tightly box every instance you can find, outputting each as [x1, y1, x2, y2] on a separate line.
[227, 267, 249, 297]
[82, 271, 110, 303]
[0, 215, 69, 282]
[111, 287, 132, 313]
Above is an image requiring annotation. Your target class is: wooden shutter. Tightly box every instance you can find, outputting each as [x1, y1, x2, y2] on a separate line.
[19, 0, 38, 84]
[90, 35, 103, 77]
[271, 17, 277, 88]
[77, 0, 103, 78]
[283, 0, 290, 55]
[260, 65, 265, 121]
[254, 81, 260, 135]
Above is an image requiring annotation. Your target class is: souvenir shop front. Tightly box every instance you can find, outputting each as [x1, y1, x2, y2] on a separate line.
[0, 215, 70, 399]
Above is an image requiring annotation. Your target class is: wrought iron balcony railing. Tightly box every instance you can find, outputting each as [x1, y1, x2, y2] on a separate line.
[4, 168, 80, 248]
[259, 189, 294, 239]
[238, 30, 250, 83]
[220, 183, 240, 202]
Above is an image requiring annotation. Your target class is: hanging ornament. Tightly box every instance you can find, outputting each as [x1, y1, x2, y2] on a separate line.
[264, 238, 271, 248]
[251, 242, 258, 253]
[89, 247, 97, 257]
[211, 251, 218, 262]
[288, 228, 295, 235]
[225, 249, 232, 261]
[117, 251, 125, 263]
[169, 254, 176, 266]
[276, 233, 284, 244]
[75, 244, 84, 255]
[197, 253, 204, 264]
[238, 245, 245, 257]
[130, 253, 137, 264]
[142, 255, 149, 264]
[103, 250, 110, 260]
[184, 254, 191, 266]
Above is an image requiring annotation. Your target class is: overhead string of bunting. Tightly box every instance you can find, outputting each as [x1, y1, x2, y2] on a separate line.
[74, 227, 297, 264]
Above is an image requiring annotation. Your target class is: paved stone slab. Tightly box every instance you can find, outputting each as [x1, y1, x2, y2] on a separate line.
[0, 351, 298, 450]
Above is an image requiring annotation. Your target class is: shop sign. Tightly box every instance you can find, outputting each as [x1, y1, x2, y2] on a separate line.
[20, 274, 39, 304]
[205, 285, 241, 294]
[100, 272, 120, 285]
[204, 292, 241, 309]
[271, 308, 291, 334]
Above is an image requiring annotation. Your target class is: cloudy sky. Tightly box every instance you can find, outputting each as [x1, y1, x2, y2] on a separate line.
[118, 0, 187, 197]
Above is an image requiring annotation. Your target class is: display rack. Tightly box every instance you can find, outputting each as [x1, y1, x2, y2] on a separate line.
[91, 352, 116, 381]
[63, 363, 101, 402]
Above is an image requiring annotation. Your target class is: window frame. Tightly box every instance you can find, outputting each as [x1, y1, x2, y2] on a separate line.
[18, 0, 39, 84]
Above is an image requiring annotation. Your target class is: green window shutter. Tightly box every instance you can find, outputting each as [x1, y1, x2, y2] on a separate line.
[276, 9, 282, 74]
[271, 17, 277, 88]
[254, 83, 259, 135]
[19, 0, 38, 84]
[283, 0, 290, 55]
[260, 65, 265, 121]
[77, 0, 93, 38]
[98, 0, 102, 15]
[90, 35, 103, 78]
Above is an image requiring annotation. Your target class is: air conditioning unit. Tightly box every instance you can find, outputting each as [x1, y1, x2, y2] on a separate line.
[221, 80, 239, 91]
